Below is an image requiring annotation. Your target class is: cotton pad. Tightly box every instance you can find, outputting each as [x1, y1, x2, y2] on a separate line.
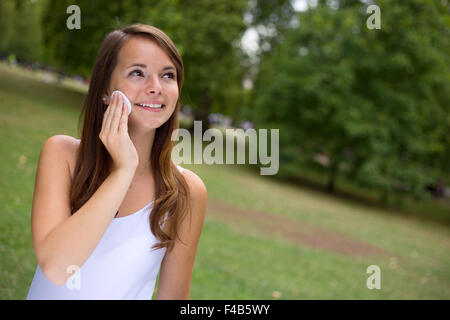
[111, 90, 132, 115]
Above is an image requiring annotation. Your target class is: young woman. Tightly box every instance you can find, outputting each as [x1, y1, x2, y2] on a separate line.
[26, 24, 207, 300]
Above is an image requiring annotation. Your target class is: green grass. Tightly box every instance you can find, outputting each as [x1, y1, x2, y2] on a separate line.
[1, 63, 449, 299]
[182, 163, 450, 299]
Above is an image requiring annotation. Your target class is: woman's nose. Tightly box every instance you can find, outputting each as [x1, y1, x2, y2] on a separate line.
[145, 75, 163, 94]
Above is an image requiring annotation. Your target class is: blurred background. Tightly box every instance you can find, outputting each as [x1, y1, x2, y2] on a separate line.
[0, 0, 449, 299]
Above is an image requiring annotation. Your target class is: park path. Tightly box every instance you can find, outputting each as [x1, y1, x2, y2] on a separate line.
[206, 198, 396, 258]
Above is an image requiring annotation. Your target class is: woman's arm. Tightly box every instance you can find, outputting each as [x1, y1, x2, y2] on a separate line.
[31, 135, 136, 286]
[155, 169, 207, 299]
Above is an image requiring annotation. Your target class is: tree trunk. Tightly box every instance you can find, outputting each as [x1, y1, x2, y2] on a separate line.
[327, 164, 338, 193]
[196, 93, 212, 134]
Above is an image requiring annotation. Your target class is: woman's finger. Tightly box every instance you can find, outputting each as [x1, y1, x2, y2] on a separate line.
[105, 92, 117, 133]
[118, 103, 128, 134]
[110, 93, 123, 132]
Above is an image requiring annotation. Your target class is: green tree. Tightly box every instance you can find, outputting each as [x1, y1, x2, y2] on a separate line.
[41, 0, 137, 75]
[0, 0, 15, 55]
[0, 0, 44, 62]
[251, 0, 450, 202]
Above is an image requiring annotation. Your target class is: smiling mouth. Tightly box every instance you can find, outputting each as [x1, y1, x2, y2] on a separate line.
[135, 103, 165, 109]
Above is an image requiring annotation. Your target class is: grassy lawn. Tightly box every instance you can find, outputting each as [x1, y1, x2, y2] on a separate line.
[0, 63, 449, 299]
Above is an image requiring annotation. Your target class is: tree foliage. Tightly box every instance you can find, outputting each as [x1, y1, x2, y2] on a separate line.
[0, 0, 44, 62]
[251, 0, 450, 201]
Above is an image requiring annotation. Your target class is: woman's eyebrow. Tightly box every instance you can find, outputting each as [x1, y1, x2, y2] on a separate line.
[126, 63, 176, 72]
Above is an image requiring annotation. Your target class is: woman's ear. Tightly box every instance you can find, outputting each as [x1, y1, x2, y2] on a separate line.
[102, 90, 112, 105]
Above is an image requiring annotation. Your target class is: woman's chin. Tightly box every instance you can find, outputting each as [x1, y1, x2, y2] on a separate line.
[129, 119, 163, 131]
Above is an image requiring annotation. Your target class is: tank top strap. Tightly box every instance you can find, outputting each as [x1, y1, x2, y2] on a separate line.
[176, 165, 184, 173]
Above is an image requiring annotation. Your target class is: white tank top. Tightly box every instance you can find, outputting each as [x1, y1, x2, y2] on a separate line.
[26, 165, 184, 300]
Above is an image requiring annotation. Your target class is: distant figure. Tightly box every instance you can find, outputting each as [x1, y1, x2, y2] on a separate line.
[240, 120, 253, 131]
[435, 179, 445, 197]
[426, 178, 445, 198]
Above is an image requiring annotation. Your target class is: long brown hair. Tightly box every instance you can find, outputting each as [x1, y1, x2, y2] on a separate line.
[70, 24, 191, 252]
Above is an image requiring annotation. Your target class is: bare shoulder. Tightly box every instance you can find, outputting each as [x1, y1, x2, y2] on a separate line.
[43, 135, 79, 154]
[179, 168, 207, 202]
[43, 135, 80, 178]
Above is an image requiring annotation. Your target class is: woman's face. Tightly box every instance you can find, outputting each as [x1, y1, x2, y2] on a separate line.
[105, 36, 179, 130]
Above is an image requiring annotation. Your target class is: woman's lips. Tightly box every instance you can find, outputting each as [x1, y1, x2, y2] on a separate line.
[135, 103, 165, 112]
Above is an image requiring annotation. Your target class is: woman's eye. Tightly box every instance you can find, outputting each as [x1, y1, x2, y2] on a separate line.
[130, 69, 144, 77]
[163, 72, 176, 79]
[129, 69, 176, 80]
